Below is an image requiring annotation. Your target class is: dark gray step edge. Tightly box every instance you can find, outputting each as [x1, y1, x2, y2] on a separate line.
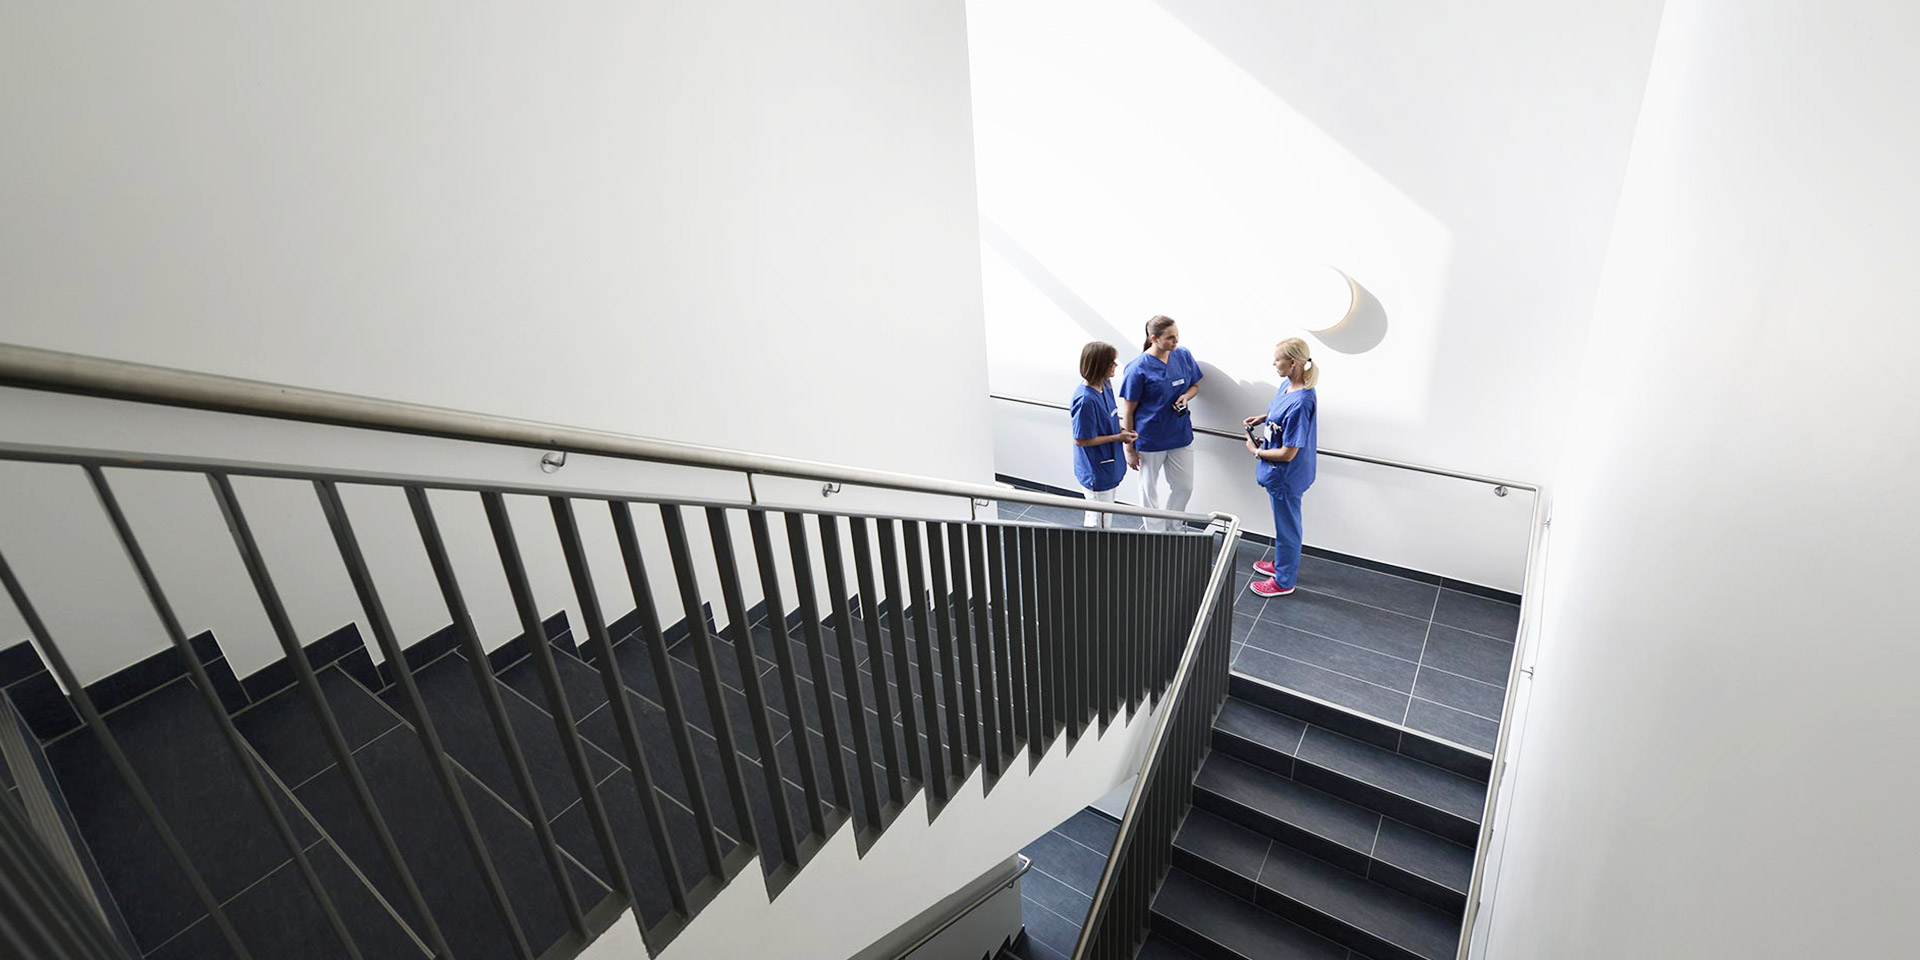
[1149, 870, 1347, 960]
[1191, 759, 1465, 915]
[1211, 721, 1479, 848]
[1227, 673, 1491, 783]
[1250, 855, 1459, 960]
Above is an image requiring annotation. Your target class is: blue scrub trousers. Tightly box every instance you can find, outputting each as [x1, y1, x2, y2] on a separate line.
[1267, 488, 1304, 589]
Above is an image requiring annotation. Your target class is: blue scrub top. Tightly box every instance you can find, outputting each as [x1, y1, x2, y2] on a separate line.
[1256, 383, 1317, 496]
[1119, 347, 1204, 453]
[1070, 383, 1127, 492]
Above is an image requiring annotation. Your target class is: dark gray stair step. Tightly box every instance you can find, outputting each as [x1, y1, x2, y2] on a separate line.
[1173, 808, 1269, 902]
[1255, 842, 1458, 960]
[1150, 868, 1348, 960]
[1228, 675, 1490, 783]
[43, 678, 328, 955]
[1213, 697, 1483, 847]
[1193, 753, 1379, 878]
[1191, 753, 1467, 913]
[145, 841, 429, 960]
[1135, 933, 1207, 960]
[1292, 726, 1482, 847]
[238, 663, 610, 958]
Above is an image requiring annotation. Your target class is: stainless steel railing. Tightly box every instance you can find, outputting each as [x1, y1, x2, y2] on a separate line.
[0, 343, 1236, 960]
[991, 390, 1549, 960]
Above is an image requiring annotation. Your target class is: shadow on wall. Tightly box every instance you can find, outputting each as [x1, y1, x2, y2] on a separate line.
[981, 216, 1139, 354]
[1314, 279, 1389, 354]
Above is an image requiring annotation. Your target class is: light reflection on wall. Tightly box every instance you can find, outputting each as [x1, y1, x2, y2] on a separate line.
[966, 0, 1452, 431]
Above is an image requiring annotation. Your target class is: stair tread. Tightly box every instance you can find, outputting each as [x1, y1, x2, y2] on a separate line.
[1214, 698, 1307, 755]
[1373, 818, 1472, 894]
[1293, 725, 1483, 824]
[1196, 753, 1379, 855]
[1173, 808, 1269, 887]
[1136, 934, 1207, 960]
[1153, 869, 1348, 960]
[1257, 842, 1459, 960]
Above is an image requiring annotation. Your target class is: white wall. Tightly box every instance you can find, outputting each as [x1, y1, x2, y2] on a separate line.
[965, 0, 1663, 589]
[1482, 2, 1920, 956]
[596, 702, 1159, 960]
[0, 2, 992, 682]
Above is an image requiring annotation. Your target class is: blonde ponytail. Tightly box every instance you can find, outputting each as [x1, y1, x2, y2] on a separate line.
[1277, 337, 1319, 388]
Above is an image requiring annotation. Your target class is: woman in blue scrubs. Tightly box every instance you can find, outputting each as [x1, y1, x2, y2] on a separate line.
[1245, 338, 1319, 597]
[1119, 316, 1204, 532]
[1070, 342, 1136, 527]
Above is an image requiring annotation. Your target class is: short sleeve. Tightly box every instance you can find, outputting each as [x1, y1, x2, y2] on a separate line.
[1118, 363, 1149, 402]
[1070, 393, 1105, 440]
[1183, 349, 1204, 383]
[1279, 395, 1316, 447]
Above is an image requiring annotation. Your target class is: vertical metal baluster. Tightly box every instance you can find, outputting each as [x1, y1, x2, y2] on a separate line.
[552, 497, 686, 921]
[1029, 526, 1044, 771]
[1065, 528, 1083, 752]
[965, 524, 999, 785]
[944, 523, 981, 767]
[608, 501, 728, 880]
[707, 507, 799, 874]
[784, 513, 852, 815]
[0, 794, 114, 960]
[817, 516, 884, 836]
[925, 523, 966, 783]
[1004, 525, 1028, 757]
[82, 468, 343, 960]
[658, 506, 757, 852]
[317, 481, 533, 958]
[208, 475, 450, 959]
[479, 492, 633, 928]
[409, 487, 587, 938]
[1096, 530, 1112, 733]
[903, 523, 950, 813]
[848, 519, 904, 808]
[0, 560, 192, 960]
[1049, 527, 1067, 748]
[990, 526, 1021, 764]
[747, 512, 829, 838]
[875, 520, 924, 792]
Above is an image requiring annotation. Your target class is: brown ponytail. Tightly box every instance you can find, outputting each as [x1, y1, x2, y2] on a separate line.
[1143, 315, 1177, 352]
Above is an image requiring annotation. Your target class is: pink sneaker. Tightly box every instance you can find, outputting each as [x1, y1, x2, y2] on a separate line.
[1252, 560, 1275, 577]
[1248, 578, 1294, 597]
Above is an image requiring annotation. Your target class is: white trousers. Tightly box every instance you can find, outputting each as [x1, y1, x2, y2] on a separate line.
[1137, 445, 1195, 531]
[1082, 486, 1116, 528]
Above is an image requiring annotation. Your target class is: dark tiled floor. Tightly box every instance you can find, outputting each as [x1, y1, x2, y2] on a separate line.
[997, 484, 1522, 751]
[1017, 807, 1116, 960]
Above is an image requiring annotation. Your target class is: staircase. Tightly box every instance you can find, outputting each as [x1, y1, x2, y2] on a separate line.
[1140, 678, 1489, 960]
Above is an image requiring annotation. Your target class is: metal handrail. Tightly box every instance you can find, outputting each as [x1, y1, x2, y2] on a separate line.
[886, 855, 1032, 960]
[990, 393, 1539, 493]
[1069, 510, 1242, 959]
[0, 343, 1211, 524]
[1006, 389, 1554, 960]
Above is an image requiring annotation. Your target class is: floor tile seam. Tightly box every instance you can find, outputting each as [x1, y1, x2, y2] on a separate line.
[1239, 617, 1426, 668]
[1020, 872, 1094, 913]
[1297, 729, 1489, 800]
[1425, 618, 1520, 646]
[1239, 613, 1428, 669]
[134, 836, 327, 959]
[1401, 593, 1442, 727]
[1237, 628, 1424, 683]
[243, 734, 440, 958]
[1021, 874, 1098, 925]
[40, 675, 196, 748]
[1250, 650, 1418, 702]
[488, 662, 641, 774]
[1050, 826, 1117, 860]
[1228, 633, 1428, 695]
[1252, 581, 1435, 627]
[1252, 857, 1435, 951]
[281, 720, 415, 794]
[1408, 695, 1502, 725]
[1411, 663, 1508, 693]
